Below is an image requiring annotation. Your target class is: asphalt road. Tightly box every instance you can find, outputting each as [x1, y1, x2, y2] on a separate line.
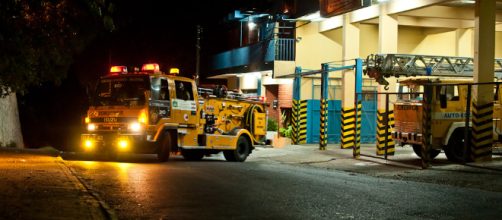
[63, 154, 502, 220]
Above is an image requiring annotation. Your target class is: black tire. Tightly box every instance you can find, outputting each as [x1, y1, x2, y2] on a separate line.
[224, 136, 251, 162]
[412, 144, 441, 160]
[182, 150, 204, 161]
[157, 132, 172, 162]
[444, 129, 471, 162]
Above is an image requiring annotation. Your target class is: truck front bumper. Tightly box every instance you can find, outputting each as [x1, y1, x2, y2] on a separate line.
[81, 133, 157, 154]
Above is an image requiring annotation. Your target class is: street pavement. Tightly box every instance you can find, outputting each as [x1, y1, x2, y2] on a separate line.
[0, 150, 107, 219]
[0, 145, 502, 219]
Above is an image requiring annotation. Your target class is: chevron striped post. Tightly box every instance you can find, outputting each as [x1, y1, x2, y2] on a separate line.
[471, 100, 493, 161]
[291, 67, 302, 145]
[421, 85, 432, 168]
[353, 100, 362, 158]
[298, 100, 307, 144]
[319, 64, 329, 150]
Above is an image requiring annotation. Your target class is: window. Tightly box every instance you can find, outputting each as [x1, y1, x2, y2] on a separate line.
[437, 85, 459, 101]
[175, 80, 194, 100]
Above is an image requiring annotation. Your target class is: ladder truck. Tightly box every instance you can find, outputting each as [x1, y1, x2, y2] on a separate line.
[81, 63, 268, 162]
[364, 54, 502, 161]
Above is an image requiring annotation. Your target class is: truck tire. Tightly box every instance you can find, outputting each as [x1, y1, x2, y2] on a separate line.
[157, 132, 172, 162]
[412, 144, 440, 160]
[182, 150, 204, 161]
[444, 129, 471, 162]
[224, 136, 250, 162]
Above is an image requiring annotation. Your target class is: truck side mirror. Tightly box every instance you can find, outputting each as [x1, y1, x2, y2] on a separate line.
[439, 86, 447, 109]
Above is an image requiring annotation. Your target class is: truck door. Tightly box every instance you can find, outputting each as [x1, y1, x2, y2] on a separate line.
[149, 77, 171, 124]
[173, 79, 198, 126]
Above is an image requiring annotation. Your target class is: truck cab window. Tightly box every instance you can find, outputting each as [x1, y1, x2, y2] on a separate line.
[175, 80, 194, 100]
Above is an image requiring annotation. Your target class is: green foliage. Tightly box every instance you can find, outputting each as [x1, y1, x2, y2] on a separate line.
[0, 0, 116, 96]
[267, 118, 278, 131]
[279, 125, 292, 138]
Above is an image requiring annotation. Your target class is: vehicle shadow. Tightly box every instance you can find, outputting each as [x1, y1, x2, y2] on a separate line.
[60, 151, 227, 164]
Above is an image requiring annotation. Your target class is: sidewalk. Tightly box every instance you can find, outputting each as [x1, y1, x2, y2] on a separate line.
[0, 148, 107, 219]
[251, 144, 502, 192]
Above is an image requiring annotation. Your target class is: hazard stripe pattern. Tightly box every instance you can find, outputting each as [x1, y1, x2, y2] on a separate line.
[376, 109, 395, 155]
[292, 100, 307, 144]
[341, 102, 362, 153]
[471, 101, 493, 161]
[320, 99, 328, 150]
[421, 86, 433, 167]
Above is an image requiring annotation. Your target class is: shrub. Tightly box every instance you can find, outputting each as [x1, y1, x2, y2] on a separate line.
[279, 125, 292, 138]
[267, 118, 278, 131]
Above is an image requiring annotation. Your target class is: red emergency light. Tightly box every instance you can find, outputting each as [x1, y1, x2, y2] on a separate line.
[141, 63, 160, 72]
[110, 66, 128, 74]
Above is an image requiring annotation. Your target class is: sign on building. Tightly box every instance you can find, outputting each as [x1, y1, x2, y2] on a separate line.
[320, 0, 371, 18]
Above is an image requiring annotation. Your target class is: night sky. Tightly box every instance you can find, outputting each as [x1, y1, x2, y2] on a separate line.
[18, 0, 276, 149]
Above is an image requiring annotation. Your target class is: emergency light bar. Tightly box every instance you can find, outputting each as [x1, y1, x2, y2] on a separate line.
[169, 68, 180, 74]
[141, 63, 160, 72]
[110, 66, 128, 74]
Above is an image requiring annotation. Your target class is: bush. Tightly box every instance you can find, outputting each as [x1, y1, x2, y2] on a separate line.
[279, 125, 292, 138]
[267, 118, 278, 131]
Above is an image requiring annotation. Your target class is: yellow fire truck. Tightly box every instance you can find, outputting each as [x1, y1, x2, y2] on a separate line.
[392, 77, 502, 161]
[81, 63, 267, 162]
[365, 54, 502, 161]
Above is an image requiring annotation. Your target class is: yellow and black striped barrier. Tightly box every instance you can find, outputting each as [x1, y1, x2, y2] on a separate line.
[341, 102, 361, 151]
[376, 109, 395, 156]
[291, 100, 307, 145]
[421, 86, 433, 168]
[471, 101, 493, 161]
[291, 99, 299, 144]
[353, 101, 362, 158]
[320, 99, 328, 150]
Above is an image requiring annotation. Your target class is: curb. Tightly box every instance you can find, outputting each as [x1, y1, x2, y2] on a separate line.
[0, 146, 62, 157]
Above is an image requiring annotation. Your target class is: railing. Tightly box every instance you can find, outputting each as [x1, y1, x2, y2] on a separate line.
[274, 38, 295, 61]
[212, 38, 296, 70]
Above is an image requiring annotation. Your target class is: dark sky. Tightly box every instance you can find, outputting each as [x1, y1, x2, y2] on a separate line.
[19, 0, 277, 149]
[73, 0, 281, 82]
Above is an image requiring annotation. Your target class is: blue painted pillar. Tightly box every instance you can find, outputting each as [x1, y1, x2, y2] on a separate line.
[292, 67, 302, 144]
[320, 64, 329, 150]
[353, 58, 363, 158]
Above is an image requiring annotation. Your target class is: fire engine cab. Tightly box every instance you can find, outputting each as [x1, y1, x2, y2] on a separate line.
[81, 63, 268, 162]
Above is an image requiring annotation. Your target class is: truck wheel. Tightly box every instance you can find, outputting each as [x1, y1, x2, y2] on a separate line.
[444, 130, 471, 162]
[224, 136, 250, 162]
[182, 150, 204, 161]
[157, 132, 172, 162]
[412, 144, 440, 160]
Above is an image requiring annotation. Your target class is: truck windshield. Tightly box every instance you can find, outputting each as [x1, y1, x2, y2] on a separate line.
[93, 76, 149, 107]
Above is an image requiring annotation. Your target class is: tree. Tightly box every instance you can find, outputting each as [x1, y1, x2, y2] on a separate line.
[0, 0, 115, 148]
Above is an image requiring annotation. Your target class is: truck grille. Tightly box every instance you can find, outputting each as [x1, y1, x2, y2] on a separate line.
[96, 123, 128, 131]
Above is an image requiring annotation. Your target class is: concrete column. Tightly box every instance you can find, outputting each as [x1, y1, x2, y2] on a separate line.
[471, 0, 496, 161]
[342, 14, 360, 107]
[378, 3, 398, 109]
[455, 28, 472, 57]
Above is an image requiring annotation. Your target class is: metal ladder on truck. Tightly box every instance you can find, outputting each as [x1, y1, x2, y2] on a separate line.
[364, 53, 502, 87]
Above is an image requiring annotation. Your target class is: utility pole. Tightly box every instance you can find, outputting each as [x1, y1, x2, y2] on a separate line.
[195, 25, 202, 86]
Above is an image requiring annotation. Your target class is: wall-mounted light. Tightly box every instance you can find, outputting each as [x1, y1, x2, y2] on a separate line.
[248, 21, 256, 29]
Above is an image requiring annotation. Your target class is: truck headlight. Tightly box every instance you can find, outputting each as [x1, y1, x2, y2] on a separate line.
[87, 123, 96, 131]
[118, 139, 129, 150]
[129, 122, 142, 132]
[83, 140, 94, 150]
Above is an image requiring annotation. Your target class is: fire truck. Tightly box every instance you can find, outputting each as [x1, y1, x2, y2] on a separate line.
[392, 77, 502, 161]
[81, 63, 268, 162]
[365, 54, 502, 161]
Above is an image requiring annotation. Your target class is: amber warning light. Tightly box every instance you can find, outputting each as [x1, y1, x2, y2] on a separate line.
[110, 66, 128, 74]
[141, 63, 160, 72]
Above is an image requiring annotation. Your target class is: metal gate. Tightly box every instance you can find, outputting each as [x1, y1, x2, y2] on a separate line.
[306, 100, 342, 143]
